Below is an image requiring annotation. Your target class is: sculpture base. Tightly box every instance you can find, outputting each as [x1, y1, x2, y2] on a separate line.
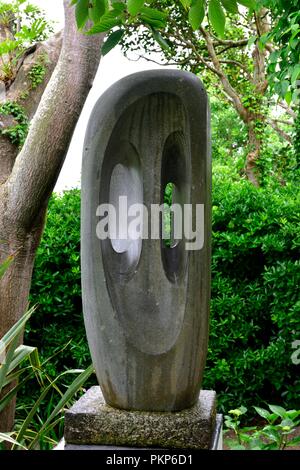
[63, 387, 222, 450]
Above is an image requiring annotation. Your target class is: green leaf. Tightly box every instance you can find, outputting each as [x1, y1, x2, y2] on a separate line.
[0, 307, 35, 351]
[101, 29, 125, 55]
[208, 0, 226, 38]
[75, 0, 89, 29]
[254, 406, 272, 420]
[280, 80, 290, 98]
[152, 29, 170, 51]
[224, 419, 236, 430]
[285, 90, 292, 105]
[237, 0, 255, 9]
[140, 7, 167, 29]
[280, 418, 294, 428]
[286, 410, 300, 420]
[127, 0, 144, 16]
[14, 368, 86, 447]
[221, 0, 238, 14]
[87, 10, 123, 34]
[139, 6, 167, 21]
[286, 436, 300, 447]
[261, 426, 280, 442]
[28, 365, 94, 450]
[89, 0, 108, 24]
[292, 89, 300, 102]
[180, 0, 192, 8]
[0, 433, 26, 449]
[188, 0, 205, 31]
[0, 335, 20, 394]
[0, 373, 34, 413]
[291, 64, 300, 85]
[247, 35, 256, 47]
[269, 49, 280, 63]
[6, 344, 36, 376]
[112, 2, 126, 12]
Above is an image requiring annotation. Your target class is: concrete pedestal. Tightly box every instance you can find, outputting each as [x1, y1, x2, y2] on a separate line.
[63, 387, 222, 450]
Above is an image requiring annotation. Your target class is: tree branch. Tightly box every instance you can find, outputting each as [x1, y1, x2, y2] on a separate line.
[278, 101, 297, 119]
[219, 59, 250, 73]
[210, 35, 249, 47]
[199, 26, 248, 122]
[266, 118, 292, 143]
[4, 1, 104, 230]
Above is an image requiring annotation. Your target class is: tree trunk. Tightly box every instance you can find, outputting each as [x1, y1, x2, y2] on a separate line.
[0, 31, 62, 437]
[245, 120, 261, 187]
[0, 0, 104, 432]
[0, 205, 47, 432]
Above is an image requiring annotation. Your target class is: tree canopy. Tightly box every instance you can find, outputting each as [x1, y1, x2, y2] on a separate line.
[71, 0, 298, 185]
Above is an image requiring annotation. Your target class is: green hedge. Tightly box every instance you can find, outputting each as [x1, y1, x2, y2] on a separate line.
[27, 173, 300, 412]
[206, 166, 300, 410]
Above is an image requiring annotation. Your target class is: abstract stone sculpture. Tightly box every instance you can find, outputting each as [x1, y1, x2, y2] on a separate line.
[81, 69, 211, 412]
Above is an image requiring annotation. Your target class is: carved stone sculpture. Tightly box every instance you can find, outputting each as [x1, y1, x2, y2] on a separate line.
[81, 69, 211, 412]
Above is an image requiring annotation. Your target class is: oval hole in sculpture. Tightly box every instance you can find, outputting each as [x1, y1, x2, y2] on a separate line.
[161, 132, 189, 283]
[106, 143, 143, 276]
[162, 182, 180, 249]
[109, 163, 132, 254]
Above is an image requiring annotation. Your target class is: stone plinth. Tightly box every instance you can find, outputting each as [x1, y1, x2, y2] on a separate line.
[64, 387, 218, 450]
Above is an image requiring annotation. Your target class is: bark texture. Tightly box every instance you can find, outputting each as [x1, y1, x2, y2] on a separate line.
[0, 0, 104, 432]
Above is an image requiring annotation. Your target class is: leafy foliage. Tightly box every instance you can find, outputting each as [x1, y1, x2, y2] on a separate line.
[28, 62, 46, 90]
[261, 0, 300, 104]
[207, 167, 300, 411]
[27, 190, 90, 377]
[71, 0, 256, 53]
[225, 405, 300, 449]
[0, 0, 52, 84]
[294, 110, 300, 169]
[0, 258, 94, 451]
[0, 101, 29, 146]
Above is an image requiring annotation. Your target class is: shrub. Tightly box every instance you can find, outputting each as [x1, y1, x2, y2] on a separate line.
[27, 190, 91, 377]
[205, 168, 300, 411]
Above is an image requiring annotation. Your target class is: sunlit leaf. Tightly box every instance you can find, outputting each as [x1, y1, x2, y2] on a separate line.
[188, 0, 205, 31]
[75, 0, 89, 29]
[127, 0, 144, 16]
[89, 0, 108, 24]
[208, 0, 226, 37]
[221, 0, 238, 14]
[87, 10, 123, 34]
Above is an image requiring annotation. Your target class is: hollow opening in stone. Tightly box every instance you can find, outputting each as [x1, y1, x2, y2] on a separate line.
[163, 182, 179, 249]
[161, 131, 188, 283]
[107, 145, 143, 275]
[109, 163, 132, 254]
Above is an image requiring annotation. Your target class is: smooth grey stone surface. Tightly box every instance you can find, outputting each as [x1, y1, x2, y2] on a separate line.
[64, 387, 217, 450]
[81, 69, 211, 411]
[211, 414, 223, 450]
